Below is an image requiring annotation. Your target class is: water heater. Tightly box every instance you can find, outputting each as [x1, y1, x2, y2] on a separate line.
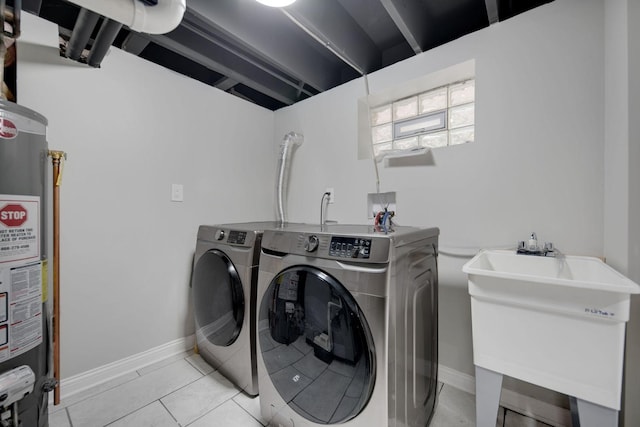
[0, 100, 50, 426]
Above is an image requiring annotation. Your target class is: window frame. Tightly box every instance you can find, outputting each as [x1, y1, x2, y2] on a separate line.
[356, 59, 476, 161]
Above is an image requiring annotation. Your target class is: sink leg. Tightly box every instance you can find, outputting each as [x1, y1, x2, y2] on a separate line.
[475, 366, 503, 427]
[576, 398, 618, 427]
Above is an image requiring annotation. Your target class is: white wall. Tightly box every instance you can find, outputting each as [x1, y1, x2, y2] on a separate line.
[13, 1, 639, 423]
[620, 0, 640, 424]
[604, 0, 629, 275]
[603, 1, 640, 425]
[275, 0, 605, 381]
[16, 14, 275, 377]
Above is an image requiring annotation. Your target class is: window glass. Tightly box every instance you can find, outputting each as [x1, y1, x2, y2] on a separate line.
[393, 96, 418, 121]
[394, 111, 446, 139]
[259, 267, 375, 424]
[419, 87, 447, 114]
[371, 123, 392, 144]
[369, 78, 475, 157]
[449, 80, 475, 106]
[393, 136, 418, 150]
[449, 103, 475, 129]
[370, 105, 392, 125]
[449, 126, 475, 145]
[192, 251, 244, 347]
[420, 131, 448, 149]
[373, 142, 393, 157]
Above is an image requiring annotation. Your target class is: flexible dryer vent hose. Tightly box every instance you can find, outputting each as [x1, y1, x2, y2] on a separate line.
[276, 131, 303, 225]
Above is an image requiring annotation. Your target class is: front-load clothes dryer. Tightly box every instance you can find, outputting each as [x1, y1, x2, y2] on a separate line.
[192, 221, 281, 396]
[256, 224, 439, 426]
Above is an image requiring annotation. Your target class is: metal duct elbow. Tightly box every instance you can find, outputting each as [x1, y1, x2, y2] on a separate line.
[276, 132, 303, 225]
[66, 0, 186, 35]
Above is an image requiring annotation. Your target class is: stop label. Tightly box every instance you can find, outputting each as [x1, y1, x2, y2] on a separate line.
[0, 204, 28, 227]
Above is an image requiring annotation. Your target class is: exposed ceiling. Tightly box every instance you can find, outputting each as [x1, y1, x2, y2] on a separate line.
[26, 0, 553, 110]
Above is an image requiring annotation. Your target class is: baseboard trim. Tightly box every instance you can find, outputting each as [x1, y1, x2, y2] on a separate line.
[57, 335, 195, 401]
[438, 364, 475, 394]
[438, 364, 571, 427]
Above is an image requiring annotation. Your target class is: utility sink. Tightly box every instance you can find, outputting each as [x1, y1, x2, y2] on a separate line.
[462, 250, 640, 427]
[464, 249, 639, 294]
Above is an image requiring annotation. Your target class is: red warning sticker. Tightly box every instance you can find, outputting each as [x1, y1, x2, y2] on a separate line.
[0, 196, 39, 265]
[0, 204, 27, 228]
[0, 118, 18, 139]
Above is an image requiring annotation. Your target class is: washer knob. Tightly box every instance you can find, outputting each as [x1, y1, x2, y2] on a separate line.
[304, 235, 319, 252]
[214, 230, 225, 241]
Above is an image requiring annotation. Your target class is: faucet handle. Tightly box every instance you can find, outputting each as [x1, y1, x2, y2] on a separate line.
[543, 241, 556, 257]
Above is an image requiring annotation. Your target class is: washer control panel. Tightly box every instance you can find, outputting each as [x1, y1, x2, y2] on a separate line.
[227, 230, 247, 245]
[329, 236, 371, 259]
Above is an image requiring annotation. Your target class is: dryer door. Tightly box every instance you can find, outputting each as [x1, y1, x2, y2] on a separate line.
[193, 249, 244, 346]
[259, 266, 376, 424]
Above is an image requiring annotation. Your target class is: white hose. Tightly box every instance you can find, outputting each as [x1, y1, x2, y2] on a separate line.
[276, 131, 303, 225]
[438, 243, 517, 258]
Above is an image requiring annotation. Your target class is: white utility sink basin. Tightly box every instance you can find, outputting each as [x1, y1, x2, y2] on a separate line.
[464, 249, 639, 294]
[463, 249, 640, 427]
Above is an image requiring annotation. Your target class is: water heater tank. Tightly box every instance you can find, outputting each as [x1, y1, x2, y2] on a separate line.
[0, 100, 50, 426]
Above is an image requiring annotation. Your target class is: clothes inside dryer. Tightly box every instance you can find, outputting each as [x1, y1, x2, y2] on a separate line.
[259, 266, 375, 424]
[192, 250, 244, 347]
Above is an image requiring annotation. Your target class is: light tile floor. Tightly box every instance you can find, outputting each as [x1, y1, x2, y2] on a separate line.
[49, 352, 552, 427]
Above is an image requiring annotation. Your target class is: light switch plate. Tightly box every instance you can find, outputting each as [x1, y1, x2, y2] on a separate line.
[171, 184, 184, 202]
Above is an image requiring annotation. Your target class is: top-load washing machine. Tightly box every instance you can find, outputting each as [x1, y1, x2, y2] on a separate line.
[192, 221, 281, 396]
[256, 224, 439, 426]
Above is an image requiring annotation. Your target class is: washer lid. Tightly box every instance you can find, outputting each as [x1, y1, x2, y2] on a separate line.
[192, 249, 244, 347]
[259, 266, 376, 424]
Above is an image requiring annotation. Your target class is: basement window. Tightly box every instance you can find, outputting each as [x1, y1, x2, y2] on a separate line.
[357, 59, 476, 160]
[369, 79, 475, 158]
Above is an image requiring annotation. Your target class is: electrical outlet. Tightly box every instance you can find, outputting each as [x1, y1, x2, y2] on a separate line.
[326, 188, 334, 204]
[171, 184, 184, 202]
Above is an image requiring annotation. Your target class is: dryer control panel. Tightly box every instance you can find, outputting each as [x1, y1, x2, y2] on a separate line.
[329, 236, 371, 259]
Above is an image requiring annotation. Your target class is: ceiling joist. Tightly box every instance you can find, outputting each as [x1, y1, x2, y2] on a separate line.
[41, 0, 555, 110]
[484, 0, 500, 24]
[281, 0, 380, 75]
[150, 29, 300, 105]
[185, 0, 339, 92]
[379, 0, 428, 54]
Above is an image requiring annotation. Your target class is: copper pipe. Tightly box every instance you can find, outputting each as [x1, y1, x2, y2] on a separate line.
[49, 150, 65, 405]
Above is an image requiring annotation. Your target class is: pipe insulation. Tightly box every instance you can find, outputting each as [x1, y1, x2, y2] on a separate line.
[276, 131, 303, 225]
[87, 18, 123, 67]
[66, 8, 100, 60]
[66, 0, 185, 34]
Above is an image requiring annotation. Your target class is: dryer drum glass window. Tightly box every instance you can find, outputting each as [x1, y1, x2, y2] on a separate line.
[259, 266, 376, 424]
[193, 250, 244, 346]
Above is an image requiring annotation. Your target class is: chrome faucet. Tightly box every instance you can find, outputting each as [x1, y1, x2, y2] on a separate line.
[517, 232, 556, 257]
